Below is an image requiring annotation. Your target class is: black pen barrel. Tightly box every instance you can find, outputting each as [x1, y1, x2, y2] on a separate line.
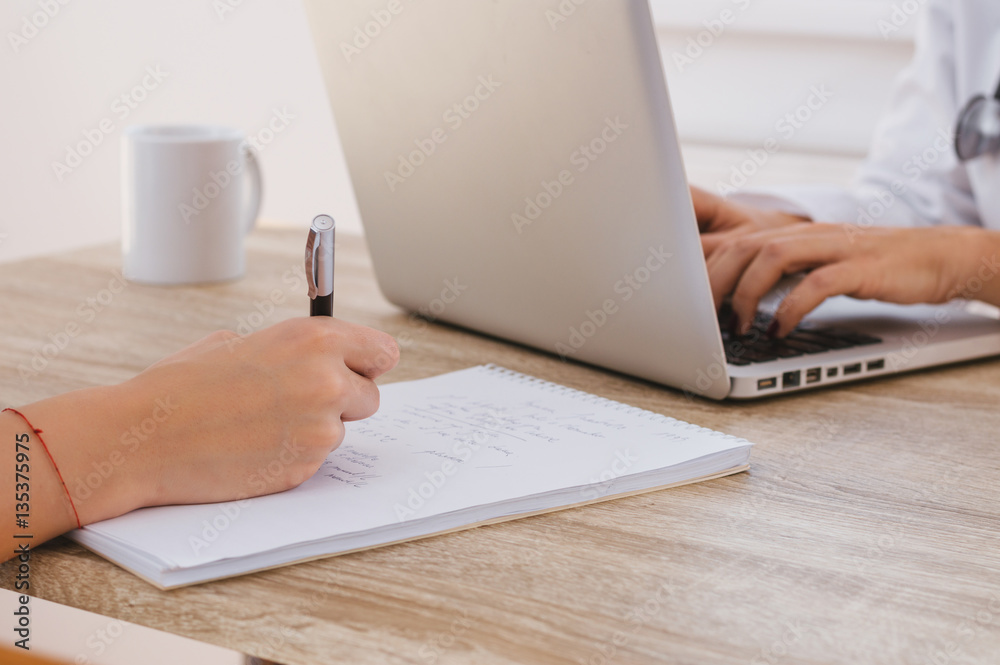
[310, 296, 333, 317]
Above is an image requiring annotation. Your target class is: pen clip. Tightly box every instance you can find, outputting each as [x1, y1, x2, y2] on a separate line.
[305, 227, 319, 300]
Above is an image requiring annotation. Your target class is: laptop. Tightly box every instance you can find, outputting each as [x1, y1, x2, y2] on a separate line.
[318, 0, 1000, 399]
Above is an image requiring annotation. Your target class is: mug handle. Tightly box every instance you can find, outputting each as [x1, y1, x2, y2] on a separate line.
[242, 144, 263, 234]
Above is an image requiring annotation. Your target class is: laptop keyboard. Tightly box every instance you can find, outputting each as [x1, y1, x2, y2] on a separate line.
[718, 304, 882, 366]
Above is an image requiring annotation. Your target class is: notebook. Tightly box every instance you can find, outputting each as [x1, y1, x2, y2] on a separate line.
[68, 365, 753, 589]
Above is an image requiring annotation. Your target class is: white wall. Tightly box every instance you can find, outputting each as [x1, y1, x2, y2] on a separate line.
[0, 0, 361, 265]
[652, 0, 917, 192]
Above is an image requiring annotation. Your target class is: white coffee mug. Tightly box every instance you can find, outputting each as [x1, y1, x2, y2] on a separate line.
[121, 125, 262, 285]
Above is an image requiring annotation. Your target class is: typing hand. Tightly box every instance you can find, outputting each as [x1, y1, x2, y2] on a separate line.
[691, 186, 810, 260]
[704, 223, 996, 337]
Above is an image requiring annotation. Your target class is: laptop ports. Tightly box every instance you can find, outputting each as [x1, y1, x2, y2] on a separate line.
[805, 367, 822, 384]
[867, 358, 885, 371]
[757, 377, 778, 391]
[843, 362, 863, 375]
[782, 370, 801, 389]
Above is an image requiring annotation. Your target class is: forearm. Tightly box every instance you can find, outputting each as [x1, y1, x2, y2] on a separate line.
[1, 385, 151, 560]
[945, 228, 1000, 306]
[2, 410, 80, 558]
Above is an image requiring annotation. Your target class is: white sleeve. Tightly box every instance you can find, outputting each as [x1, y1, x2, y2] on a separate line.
[732, 0, 981, 229]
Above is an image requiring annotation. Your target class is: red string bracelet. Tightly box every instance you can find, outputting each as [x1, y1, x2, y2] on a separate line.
[3, 407, 82, 529]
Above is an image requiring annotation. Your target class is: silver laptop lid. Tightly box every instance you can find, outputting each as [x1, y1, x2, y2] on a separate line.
[321, 0, 730, 399]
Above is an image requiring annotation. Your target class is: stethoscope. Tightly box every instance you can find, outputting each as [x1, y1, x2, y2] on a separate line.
[955, 74, 1000, 161]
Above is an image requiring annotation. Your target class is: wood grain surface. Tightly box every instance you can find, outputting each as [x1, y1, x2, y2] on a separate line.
[1, 229, 999, 665]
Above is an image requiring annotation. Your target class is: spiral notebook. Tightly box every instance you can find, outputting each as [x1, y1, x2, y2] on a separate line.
[68, 365, 753, 589]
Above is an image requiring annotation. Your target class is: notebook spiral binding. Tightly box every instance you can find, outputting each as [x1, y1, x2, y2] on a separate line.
[479, 365, 746, 443]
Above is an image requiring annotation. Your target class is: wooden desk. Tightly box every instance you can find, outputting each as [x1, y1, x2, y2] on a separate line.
[2, 230, 999, 664]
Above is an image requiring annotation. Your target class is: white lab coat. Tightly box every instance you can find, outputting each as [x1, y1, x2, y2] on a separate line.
[737, 0, 1000, 231]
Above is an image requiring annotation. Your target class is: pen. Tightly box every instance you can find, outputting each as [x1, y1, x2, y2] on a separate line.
[305, 214, 335, 316]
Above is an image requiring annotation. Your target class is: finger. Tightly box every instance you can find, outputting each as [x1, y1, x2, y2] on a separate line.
[265, 318, 400, 380]
[690, 186, 723, 232]
[340, 325, 400, 380]
[705, 231, 774, 310]
[701, 229, 748, 259]
[336, 370, 381, 422]
[303, 318, 399, 379]
[701, 232, 725, 258]
[730, 233, 849, 333]
[771, 263, 865, 336]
